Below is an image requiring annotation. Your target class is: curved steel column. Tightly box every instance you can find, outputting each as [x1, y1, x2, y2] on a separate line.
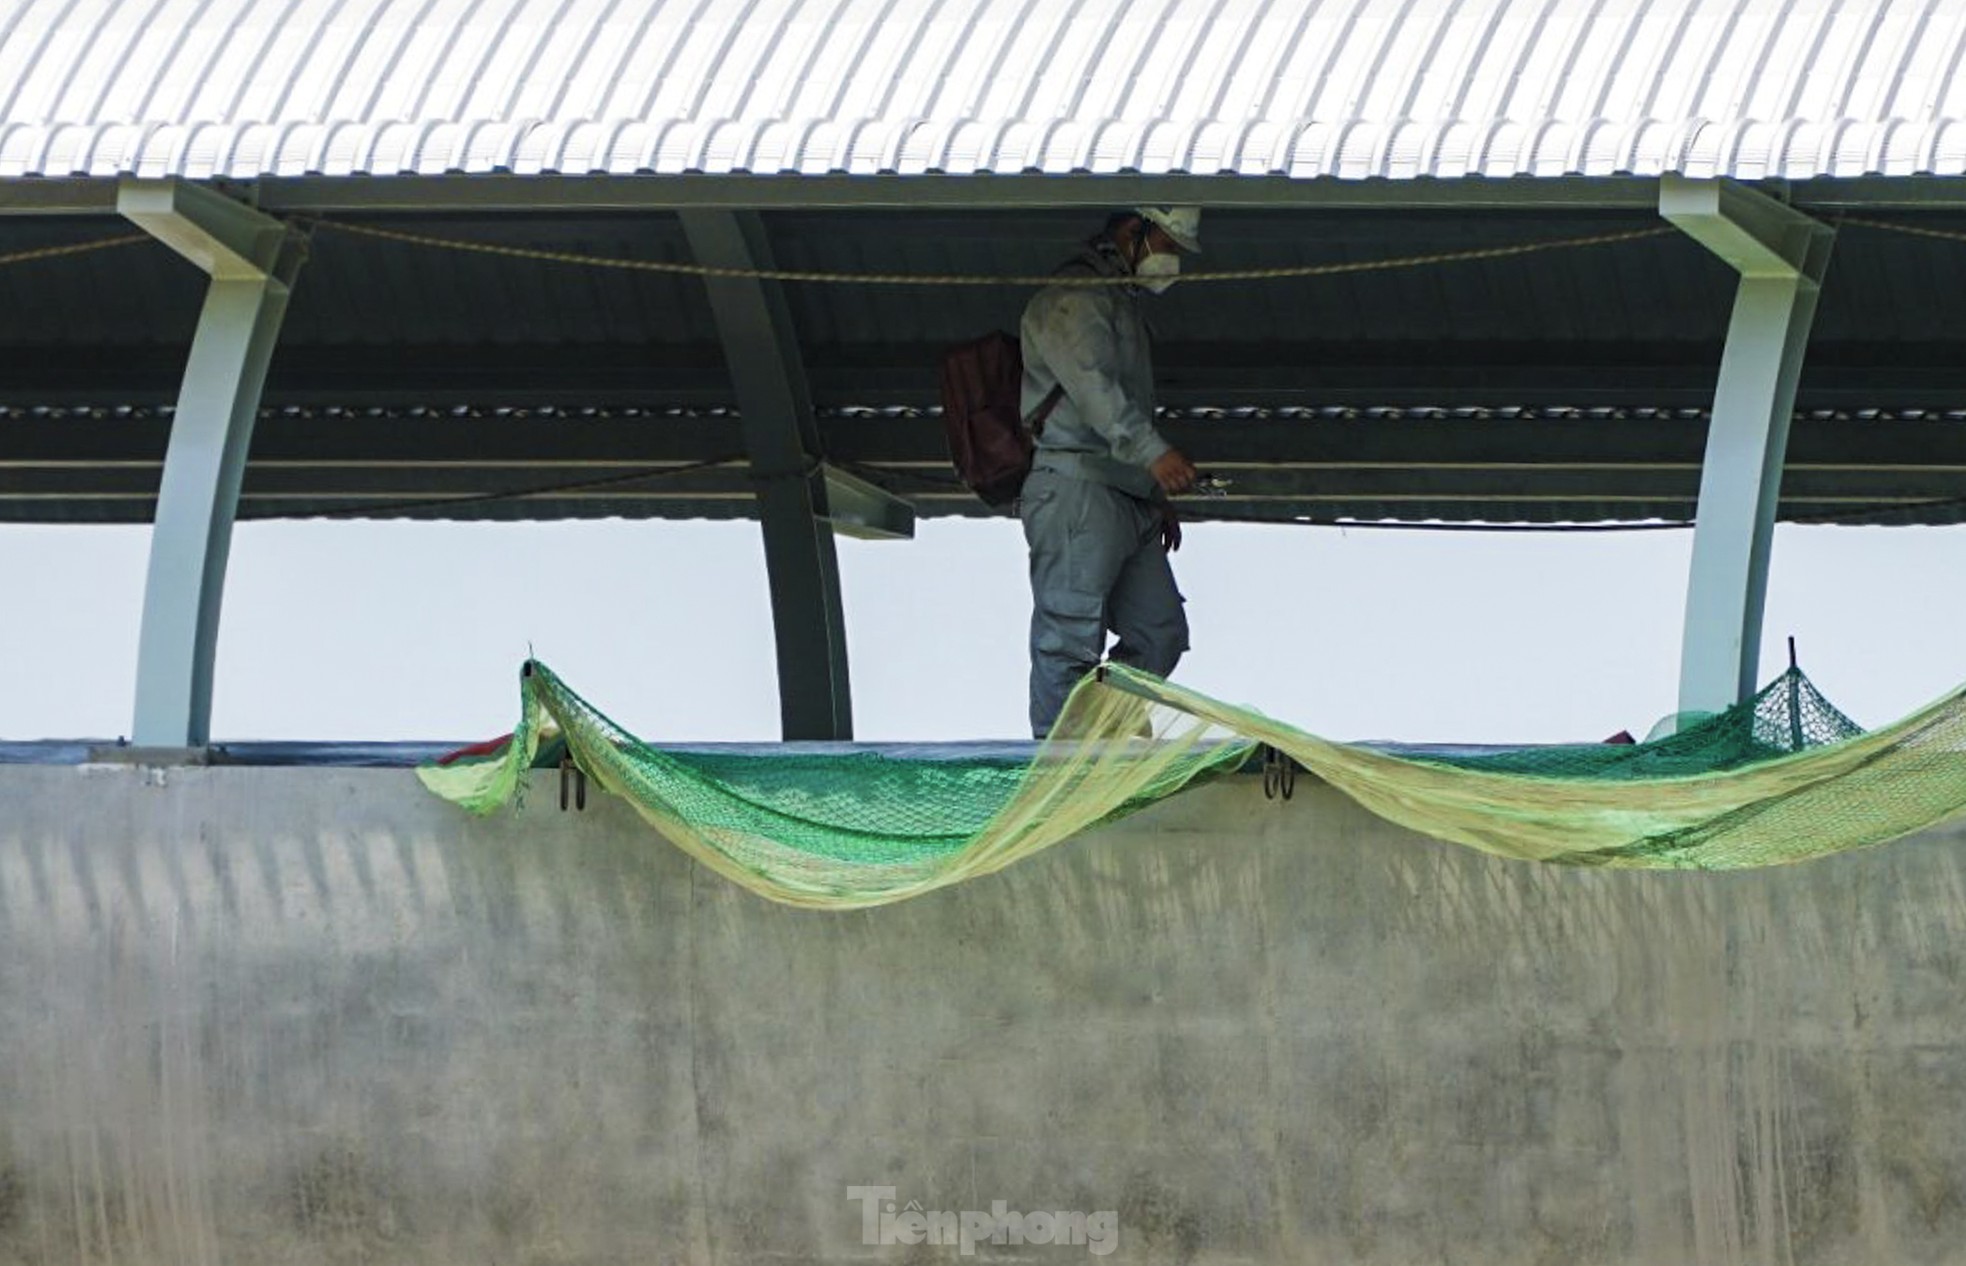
[679, 210, 854, 740]
[121, 178, 306, 747]
[1661, 177, 1835, 716]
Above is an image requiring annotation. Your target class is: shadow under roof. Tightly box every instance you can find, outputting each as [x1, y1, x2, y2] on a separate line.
[5, 192, 1966, 526]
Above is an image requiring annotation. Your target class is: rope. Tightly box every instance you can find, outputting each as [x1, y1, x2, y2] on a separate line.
[5, 214, 1951, 284]
[305, 217, 1677, 287]
[1841, 215, 1966, 244]
[0, 233, 149, 269]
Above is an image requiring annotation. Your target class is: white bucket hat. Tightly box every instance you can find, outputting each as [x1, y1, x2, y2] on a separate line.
[1138, 206, 1202, 254]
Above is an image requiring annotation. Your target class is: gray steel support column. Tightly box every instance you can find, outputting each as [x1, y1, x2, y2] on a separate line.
[120, 178, 306, 746]
[678, 210, 854, 740]
[1661, 176, 1835, 716]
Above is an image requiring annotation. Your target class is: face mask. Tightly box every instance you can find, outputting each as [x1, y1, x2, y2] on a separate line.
[1134, 248, 1181, 294]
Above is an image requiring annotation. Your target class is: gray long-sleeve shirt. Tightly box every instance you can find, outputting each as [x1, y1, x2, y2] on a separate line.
[1018, 244, 1171, 501]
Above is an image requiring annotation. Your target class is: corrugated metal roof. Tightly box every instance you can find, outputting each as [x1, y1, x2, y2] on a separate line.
[3, 0, 1965, 183]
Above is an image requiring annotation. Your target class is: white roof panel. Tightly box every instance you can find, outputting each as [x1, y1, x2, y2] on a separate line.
[3, 0, 1966, 181]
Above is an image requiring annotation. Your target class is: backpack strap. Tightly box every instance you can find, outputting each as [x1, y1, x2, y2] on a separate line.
[1026, 384, 1066, 438]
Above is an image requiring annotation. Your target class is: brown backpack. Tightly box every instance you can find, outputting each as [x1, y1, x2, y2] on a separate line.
[939, 331, 1065, 508]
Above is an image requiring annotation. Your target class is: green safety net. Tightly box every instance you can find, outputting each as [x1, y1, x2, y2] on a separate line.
[1412, 666, 1865, 780]
[419, 660, 1966, 908]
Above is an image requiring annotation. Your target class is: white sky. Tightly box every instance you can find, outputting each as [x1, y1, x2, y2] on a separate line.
[3, 518, 1961, 745]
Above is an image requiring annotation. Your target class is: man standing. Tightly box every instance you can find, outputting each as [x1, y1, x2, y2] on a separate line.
[1017, 207, 1201, 739]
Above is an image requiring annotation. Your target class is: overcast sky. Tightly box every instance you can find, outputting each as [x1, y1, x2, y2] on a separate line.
[5, 517, 1962, 746]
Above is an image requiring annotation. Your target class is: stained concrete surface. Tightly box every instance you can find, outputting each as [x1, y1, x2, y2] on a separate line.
[1, 762, 1963, 1264]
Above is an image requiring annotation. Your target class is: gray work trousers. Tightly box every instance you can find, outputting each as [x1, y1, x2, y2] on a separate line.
[1019, 467, 1188, 738]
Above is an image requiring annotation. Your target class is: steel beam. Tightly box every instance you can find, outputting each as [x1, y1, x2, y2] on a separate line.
[239, 171, 1966, 214]
[20, 172, 1966, 217]
[120, 177, 306, 746]
[1661, 176, 1835, 716]
[820, 463, 915, 540]
[0, 177, 120, 214]
[677, 209, 861, 739]
[21, 339, 1966, 411]
[256, 172, 1668, 213]
[14, 411, 1966, 526]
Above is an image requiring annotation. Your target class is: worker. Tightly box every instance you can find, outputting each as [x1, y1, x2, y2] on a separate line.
[1017, 207, 1202, 739]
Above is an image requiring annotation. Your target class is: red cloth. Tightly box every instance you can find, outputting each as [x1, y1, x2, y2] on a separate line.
[435, 733, 513, 766]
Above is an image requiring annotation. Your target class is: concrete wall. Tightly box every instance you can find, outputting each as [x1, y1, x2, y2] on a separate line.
[1, 762, 1963, 1265]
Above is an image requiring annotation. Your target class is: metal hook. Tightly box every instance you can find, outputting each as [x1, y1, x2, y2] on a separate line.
[1262, 745, 1296, 801]
[559, 754, 587, 812]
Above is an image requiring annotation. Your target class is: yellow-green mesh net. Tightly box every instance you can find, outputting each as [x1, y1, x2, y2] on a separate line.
[419, 660, 1966, 908]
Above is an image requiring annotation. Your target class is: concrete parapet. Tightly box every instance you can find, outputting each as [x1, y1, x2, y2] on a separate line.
[0, 764, 1962, 1264]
